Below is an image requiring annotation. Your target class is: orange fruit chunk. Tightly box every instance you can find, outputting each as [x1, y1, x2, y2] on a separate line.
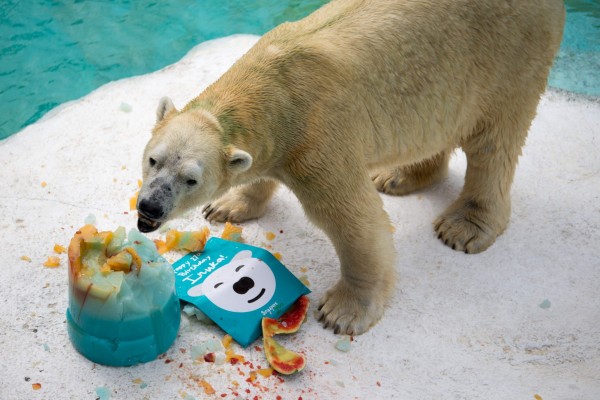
[155, 228, 210, 254]
[53, 244, 67, 254]
[43, 256, 60, 268]
[221, 222, 243, 242]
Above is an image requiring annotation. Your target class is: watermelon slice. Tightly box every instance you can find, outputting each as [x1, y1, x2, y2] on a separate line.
[261, 295, 309, 374]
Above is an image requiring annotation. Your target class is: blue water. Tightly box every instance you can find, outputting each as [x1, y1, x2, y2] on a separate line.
[549, 0, 600, 97]
[0, 0, 327, 140]
[0, 0, 598, 141]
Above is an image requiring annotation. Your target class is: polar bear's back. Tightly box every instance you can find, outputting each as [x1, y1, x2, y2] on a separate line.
[248, 0, 563, 155]
[203, 0, 565, 165]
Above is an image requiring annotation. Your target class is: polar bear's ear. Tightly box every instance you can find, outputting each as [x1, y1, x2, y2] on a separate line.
[156, 97, 177, 122]
[228, 148, 253, 173]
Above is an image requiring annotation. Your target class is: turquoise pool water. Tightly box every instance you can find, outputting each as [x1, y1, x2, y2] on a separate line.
[0, 0, 326, 140]
[549, 0, 600, 97]
[0, 0, 598, 141]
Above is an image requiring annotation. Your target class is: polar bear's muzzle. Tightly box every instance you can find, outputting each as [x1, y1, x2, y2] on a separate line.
[137, 214, 162, 233]
[137, 198, 166, 233]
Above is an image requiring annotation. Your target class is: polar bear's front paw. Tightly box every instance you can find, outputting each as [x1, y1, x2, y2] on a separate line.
[316, 280, 385, 335]
[434, 199, 507, 254]
[203, 196, 266, 223]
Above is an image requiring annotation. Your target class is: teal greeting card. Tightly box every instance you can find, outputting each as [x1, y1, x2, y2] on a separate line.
[172, 237, 310, 347]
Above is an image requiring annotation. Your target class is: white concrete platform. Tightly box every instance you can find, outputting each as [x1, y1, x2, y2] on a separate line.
[1, 35, 599, 400]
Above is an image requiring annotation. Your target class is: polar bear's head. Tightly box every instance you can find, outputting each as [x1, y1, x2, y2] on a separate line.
[137, 97, 253, 232]
[187, 249, 276, 313]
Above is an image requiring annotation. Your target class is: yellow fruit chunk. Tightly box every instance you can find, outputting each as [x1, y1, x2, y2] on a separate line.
[221, 222, 243, 242]
[43, 256, 60, 268]
[103, 250, 134, 273]
[222, 334, 233, 349]
[198, 380, 215, 395]
[156, 227, 210, 254]
[256, 368, 274, 378]
[129, 191, 139, 211]
[265, 231, 276, 241]
[53, 244, 67, 254]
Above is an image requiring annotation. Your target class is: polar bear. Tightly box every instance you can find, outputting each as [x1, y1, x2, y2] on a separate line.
[137, 0, 565, 335]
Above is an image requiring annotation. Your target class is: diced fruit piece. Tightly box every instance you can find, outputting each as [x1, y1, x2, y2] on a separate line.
[53, 244, 67, 254]
[221, 222, 243, 242]
[43, 256, 60, 268]
[129, 191, 139, 211]
[256, 368, 274, 378]
[263, 335, 306, 375]
[156, 228, 210, 254]
[103, 250, 133, 273]
[265, 231, 276, 241]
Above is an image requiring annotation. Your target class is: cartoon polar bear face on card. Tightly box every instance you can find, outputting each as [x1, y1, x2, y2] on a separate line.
[187, 250, 276, 313]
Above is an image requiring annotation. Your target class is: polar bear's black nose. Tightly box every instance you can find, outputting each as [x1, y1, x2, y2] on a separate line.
[233, 277, 254, 295]
[138, 199, 164, 219]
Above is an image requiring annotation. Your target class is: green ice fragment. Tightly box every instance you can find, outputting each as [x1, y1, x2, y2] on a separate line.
[335, 336, 351, 352]
[95, 386, 111, 400]
[539, 299, 551, 309]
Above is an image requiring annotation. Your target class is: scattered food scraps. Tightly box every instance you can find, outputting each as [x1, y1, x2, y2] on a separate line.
[335, 336, 352, 352]
[199, 380, 216, 395]
[534, 395, 543, 400]
[53, 244, 67, 254]
[221, 222, 244, 242]
[129, 192, 139, 211]
[265, 231, 276, 241]
[222, 334, 233, 349]
[41, 181, 47, 188]
[43, 256, 60, 268]
[273, 252, 282, 261]
[539, 299, 551, 309]
[256, 368, 274, 378]
[154, 228, 210, 254]
[128, 180, 143, 211]
[20, 256, 32, 262]
[32, 383, 41, 390]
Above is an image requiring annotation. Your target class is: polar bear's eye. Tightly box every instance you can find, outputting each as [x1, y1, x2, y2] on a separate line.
[186, 179, 197, 186]
[149, 157, 157, 167]
[214, 282, 223, 289]
[235, 265, 245, 272]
